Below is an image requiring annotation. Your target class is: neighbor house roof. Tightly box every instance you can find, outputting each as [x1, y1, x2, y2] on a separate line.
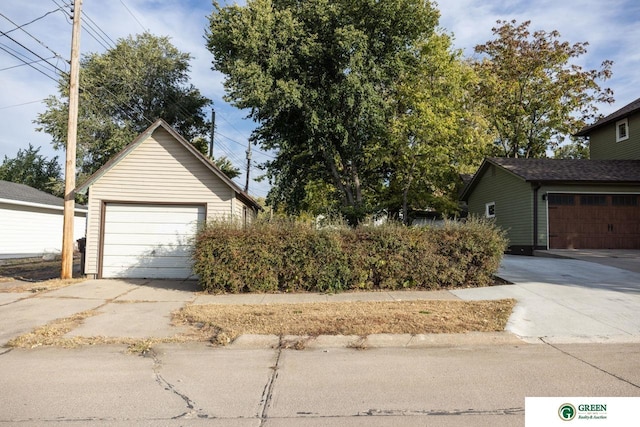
[76, 119, 261, 211]
[575, 97, 640, 136]
[0, 180, 87, 212]
[461, 158, 640, 200]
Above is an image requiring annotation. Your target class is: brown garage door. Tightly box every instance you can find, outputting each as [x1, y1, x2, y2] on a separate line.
[548, 194, 640, 249]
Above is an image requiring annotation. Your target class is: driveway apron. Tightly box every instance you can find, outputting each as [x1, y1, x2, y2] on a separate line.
[452, 255, 640, 343]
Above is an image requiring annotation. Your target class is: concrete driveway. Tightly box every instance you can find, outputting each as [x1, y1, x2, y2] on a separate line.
[452, 254, 640, 343]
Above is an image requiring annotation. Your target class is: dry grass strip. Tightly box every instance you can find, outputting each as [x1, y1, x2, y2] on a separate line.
[174, 299, 516, 345]
[7, 299, 515, 351]
[0, 278, 85, 293]
[6, 310, 190, 353]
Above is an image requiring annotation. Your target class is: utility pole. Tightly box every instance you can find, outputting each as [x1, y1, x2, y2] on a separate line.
[61, 0, 82, 279]
[209, 109, 215, 159]
[244, 141, 252, 192]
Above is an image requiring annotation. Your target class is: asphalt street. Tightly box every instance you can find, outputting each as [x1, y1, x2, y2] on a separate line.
[1, 342, 639, 426]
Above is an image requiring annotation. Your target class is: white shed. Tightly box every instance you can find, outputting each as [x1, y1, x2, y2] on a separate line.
[76, 119, 261, 280]
[0, 180, 87, 259]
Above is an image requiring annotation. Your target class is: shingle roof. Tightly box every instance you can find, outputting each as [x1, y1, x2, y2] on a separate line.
[488, 157, 640, 182]
[0, 180, 66, 207]
[461, 158, 640, 201]
[575, 97, 640, 136]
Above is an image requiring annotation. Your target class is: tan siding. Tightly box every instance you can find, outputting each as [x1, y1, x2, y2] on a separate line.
[467, 165, 533, 247]
[84, 128, 237, 276]
[589, 113, 640, 160]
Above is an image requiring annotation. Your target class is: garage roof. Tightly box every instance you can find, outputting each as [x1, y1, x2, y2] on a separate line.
[76, 119, 261, 211]
[0, 180, 64, 206]
[0, 180, 87, 212]
[461, 158, 640, 200]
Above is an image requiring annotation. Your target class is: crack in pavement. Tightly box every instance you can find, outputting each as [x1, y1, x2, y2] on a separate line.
[146, 348, 210, 420]
[542, 339, 640, 389]
[359, 407, 524, 416]
[0, 348, 12, 356]
[259, 343, 283, 426]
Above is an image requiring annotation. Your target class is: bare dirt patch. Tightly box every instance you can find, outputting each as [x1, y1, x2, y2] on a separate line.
[174, 299, 516, 345]
[0, 257, 84, 292]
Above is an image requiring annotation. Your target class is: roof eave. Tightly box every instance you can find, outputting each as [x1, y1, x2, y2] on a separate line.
[75, 119, 262, 211]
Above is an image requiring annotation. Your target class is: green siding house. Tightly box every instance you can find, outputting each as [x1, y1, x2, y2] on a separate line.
[577, 97, 640, 160]
[462, 97, 640, 253]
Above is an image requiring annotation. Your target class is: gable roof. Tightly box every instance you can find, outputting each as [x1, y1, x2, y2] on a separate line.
[575, 97, 640, 136]
[0, 180, 87, 212]
[461, 157, 640, 200]
[76, 119, 261, 211]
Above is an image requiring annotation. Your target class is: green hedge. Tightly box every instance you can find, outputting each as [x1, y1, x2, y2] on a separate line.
[192, 218, 507, 293]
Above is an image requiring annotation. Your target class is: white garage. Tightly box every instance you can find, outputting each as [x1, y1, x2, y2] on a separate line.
[101, 204, 205, 278]
[76, 119, 261, 280]
[0, 180, 87, 259]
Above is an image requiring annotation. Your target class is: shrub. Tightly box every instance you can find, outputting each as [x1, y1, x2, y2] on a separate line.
[192, 217, 507, 293]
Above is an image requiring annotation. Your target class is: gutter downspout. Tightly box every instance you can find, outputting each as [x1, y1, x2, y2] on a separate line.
[532, 182, 541, 252]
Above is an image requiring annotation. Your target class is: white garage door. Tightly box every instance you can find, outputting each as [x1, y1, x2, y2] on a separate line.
[102, 204, 205, 279]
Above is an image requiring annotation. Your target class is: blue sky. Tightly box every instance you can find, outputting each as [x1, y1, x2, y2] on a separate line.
[1, 0, 638, 199]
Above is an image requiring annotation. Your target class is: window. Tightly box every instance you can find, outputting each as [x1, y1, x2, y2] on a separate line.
[485, 202, 496, 218]
[612, 195, 638, 206]
[616, 118, 629, 142]
[580, 195, 607, 206]
[548, 194, 575, 205]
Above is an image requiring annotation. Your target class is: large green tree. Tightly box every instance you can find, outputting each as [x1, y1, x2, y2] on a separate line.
[207, 0, 440, 223]
[36, 32, 211, 176]
[473, 20, 613, 158]
[384, 34, 491, 223]
[0, 144, 62, 196]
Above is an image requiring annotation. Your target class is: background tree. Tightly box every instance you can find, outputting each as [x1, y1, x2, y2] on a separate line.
[207, 0, 440, 223]
[383, 34, 491, 223]
[473, 20, 613, 158]
[35, 32, 211, 176]
[213, 156, 241, 179]
[553, 140, 590, 159]
[0, 144, 63, 196]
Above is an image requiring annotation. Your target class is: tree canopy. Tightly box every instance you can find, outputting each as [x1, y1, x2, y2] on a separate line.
[0, 144, 62, 196]
[35, 32, 211, 176]
[383, 34, 492, 222]
[473, 20, 613, 158]
[207, 0, 450, 223]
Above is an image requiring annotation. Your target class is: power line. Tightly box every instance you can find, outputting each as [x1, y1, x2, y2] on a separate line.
[0, 29, 68, 76]
[1, 2, 259, 178]
[0, 55, 56, 72]
[0, 8, 62, 35]
[0, 99, 45, 110]
[51, 0, 115, 51]
[0, 10, 68, 65]
[120, 0, 147, 32]
[0, 43, 59, 82]
[81, 20, 112, 51]
[215, 130, 277, 159]
[82, 10, 116, 47]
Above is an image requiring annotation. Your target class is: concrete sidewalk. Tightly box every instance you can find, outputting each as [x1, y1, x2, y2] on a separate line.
[2, 253, 640, 347]
[1, 279, 487, 348]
